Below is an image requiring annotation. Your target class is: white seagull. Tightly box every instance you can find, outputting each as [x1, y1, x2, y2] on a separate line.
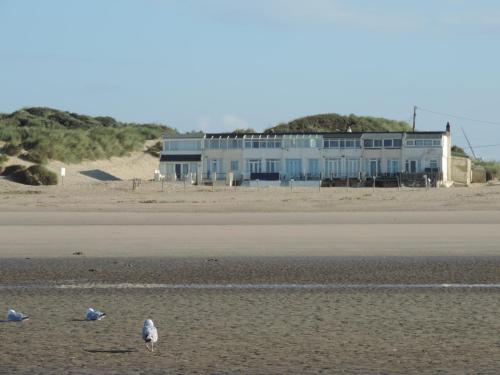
[86, 307, 106, 321]
[7, 309, 29, 322]
[142, 319, 158, 352]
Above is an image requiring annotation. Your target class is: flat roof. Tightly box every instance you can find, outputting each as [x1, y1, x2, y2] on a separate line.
[164, 130, 447, 139]
[203, 131, 447, 138]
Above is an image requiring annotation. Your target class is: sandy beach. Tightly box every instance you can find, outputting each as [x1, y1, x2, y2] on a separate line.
[2, 180, 500, 373]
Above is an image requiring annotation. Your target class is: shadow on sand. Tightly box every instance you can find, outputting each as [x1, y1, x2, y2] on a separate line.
[80, 170, 121, 181]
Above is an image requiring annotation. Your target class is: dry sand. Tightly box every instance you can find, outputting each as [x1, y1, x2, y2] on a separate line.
[2, 175, 500, 373]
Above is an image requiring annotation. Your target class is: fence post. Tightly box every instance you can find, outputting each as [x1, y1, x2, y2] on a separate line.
[372, 177, 376, 193]
[290, 179, 294, 192]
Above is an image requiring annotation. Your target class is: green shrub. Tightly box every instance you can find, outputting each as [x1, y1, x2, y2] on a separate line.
[8, 164, 57, 185]
[1, 164, 26, 176]
[26, 165, 58, 185]
[2, 143, 22, 156]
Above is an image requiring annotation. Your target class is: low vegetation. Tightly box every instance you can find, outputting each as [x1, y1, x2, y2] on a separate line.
[0, 107, 179, 164]
[146, 141, 163, 158]
[451, 145, 499, 180]
[265, 113, 411, 133]
[1, 143, 22, 156]
[1, 164, 58, 185]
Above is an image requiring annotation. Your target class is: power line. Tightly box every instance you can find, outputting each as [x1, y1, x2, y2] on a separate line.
[417, 107, 500, 127]
[472, 143, 500, 149]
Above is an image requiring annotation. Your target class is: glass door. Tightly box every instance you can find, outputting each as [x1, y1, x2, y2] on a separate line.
[346, 159, 360, 178]
[285, 159, 302, 179]
[369, 159, 378, 177]
[325, 158, 341, 178]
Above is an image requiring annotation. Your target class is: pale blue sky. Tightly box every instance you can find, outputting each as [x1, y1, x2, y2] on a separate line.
[1, 0, 499, 158]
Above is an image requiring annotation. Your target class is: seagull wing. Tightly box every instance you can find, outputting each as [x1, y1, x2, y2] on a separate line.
[151, 326, 158, 343]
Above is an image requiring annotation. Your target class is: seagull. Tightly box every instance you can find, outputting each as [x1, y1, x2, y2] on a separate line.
[142, 319, 158, 352]
[86, 307, 106, 321]
[7, 309, 29, 322]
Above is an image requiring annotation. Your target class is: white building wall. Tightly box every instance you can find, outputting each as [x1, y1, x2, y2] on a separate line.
[161, 130, 452, 184]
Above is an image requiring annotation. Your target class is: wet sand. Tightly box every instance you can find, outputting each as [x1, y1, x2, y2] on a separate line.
[3, 256, 500, 374]
[2, 258, 500, 374]
[1, 199, 500, 373]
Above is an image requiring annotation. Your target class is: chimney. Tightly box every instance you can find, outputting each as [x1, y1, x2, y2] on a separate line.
[446, 122, 451, 133]
[346, 126, 352, 133]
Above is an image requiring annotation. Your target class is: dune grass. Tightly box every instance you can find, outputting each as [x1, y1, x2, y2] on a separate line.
[0, 107, 178, 164]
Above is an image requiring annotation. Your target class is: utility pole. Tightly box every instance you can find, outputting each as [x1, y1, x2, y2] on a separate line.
[412, 105, 417, 132]
[461, 126, 477, 160]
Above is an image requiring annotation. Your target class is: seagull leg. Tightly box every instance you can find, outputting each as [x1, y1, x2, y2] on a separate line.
[151, 342, 154, 352]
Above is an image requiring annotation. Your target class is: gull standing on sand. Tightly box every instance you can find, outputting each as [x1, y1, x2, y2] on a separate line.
[86, 307, 106, 321]
[142, 319, 158, 351]
[7, 309, 29, 321]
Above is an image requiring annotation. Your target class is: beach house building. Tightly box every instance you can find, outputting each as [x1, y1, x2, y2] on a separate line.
[160, 124, 452, 186]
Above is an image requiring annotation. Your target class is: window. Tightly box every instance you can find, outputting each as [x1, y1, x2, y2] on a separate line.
[208, 139, 220, 149]
[374, 139, 382, 148]
[285, 159, 302, 178]
[230, 161, 239, 171]
[228, 139, 243, 149]
[387, 159, 400, 174]
[407, 139, 440, 148]
[266, 159, 280, 173]
[429, 160, 438, 170]
[325, 158, 342, 177]
[208, 159, 222, 174]
[384, 139, 393, 148]
[393, 139, 402, 147]
[246, 159, 261, 173]
[166, 140, 202, 151]
[364, 139, 374, 148]
[406, 160, 419, 173]
[346, 159, 360, 177]
[308, 159, 320, 176]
